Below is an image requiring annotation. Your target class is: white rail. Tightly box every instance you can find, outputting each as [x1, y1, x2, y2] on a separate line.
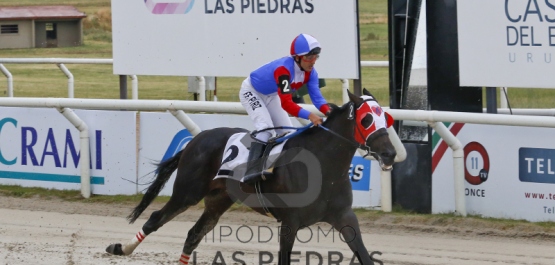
[0, 58, 388, 101]
[494, 108, 555, 116]
[57, 64, 74, 98]
[2, 97, 554, 212]
[3, 97, 553, 214]
[427, 121, 465, 216]
[361, 61, 389, 67]
[0, 59, 519, 111]
[0, 58, 113, 64]
[387, 109, 555, 216]
[0, 64, 13, 97]
[2, 59, 554, 212]
[0, 98, 406, 205]
[0, 58, 138, 99]
[57, 107, 91, 198]
[389, 109, 555, 128]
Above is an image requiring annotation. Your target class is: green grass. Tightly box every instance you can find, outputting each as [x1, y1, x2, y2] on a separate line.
[0, 184, 148, 203]
[2, 0, 554, 107]
[3, 184, 555, 233]
[494, 88, 555, 109]
[352, 204, 555, 233]
[0, 0, 110, 15]
[0, 61, 391, 104]
[0, 184, 260, 212]
[0, 0, 390, 105]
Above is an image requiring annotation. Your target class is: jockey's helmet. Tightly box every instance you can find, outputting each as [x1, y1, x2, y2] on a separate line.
[290, 33, 321, 57]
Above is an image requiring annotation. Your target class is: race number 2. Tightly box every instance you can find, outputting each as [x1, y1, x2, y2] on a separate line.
[278, 75, 292, 94]
[281, 80, 290, 93]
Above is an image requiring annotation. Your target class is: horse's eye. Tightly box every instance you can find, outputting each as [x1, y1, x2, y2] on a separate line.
[360, 113, 374, 129]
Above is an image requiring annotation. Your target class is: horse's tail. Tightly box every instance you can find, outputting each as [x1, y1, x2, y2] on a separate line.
[127, 150, 183, 224]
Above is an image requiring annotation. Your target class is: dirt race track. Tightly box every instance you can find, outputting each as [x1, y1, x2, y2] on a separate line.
[1, 196, 555, 265]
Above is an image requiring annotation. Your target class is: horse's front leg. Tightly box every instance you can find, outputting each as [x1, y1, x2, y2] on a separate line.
[331, 210, 374, 265]
[277, 222, 299, 265]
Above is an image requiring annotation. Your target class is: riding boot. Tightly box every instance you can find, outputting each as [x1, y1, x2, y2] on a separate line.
[243, 142, 268, 184]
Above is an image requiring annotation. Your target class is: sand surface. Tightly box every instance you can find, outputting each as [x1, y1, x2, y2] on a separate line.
[1, 196, 555, 265]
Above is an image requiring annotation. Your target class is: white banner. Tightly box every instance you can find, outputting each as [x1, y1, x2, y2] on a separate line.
[0, 108, 380, 205]
[457, 0, 555, 88]
[139, 112, 380, 207]
[432, 123, 555, 222]
[112, 0, 359, 78]
[0, 108, 137, 195]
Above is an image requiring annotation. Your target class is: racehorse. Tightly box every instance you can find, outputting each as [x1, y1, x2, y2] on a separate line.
[106, 89, 397, 264]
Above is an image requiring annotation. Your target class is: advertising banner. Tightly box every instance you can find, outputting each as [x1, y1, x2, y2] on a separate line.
[432, 122, 555, 221]
[112, 0, 359, 78]
[457, 0, 555, 88]
[139, 112, 381, 207]
[0, 108, 137, 195]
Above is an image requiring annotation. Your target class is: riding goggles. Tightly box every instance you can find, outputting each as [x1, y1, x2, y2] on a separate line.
[302, 54, 320, 62]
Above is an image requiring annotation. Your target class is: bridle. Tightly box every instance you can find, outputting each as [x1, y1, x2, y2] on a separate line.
[318, 124, 376, 158]
[319, 100, 391, 170]
[249, 99, 392, 170]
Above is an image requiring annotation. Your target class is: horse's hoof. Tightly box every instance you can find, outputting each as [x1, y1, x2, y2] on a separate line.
[106, 243, 125, 255]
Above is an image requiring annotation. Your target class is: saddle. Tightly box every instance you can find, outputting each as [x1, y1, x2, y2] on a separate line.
[214, 133, 285, 181]
[214, 124, 312, 182]
[215, 124, 312, 221]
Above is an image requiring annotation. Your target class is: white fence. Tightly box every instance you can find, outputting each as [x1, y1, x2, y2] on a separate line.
[1, 96, 555, 218]
[0, 58, 140, 99]
[0, 58, 389, 101]
[3, 58, 555, 219]
[389, 109, 555, 216]
[0, 58, 402, 210]
[1, 58, 518, 108]
[0, 98, 406, 213]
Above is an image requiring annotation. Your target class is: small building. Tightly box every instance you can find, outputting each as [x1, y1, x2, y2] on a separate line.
[0, 5, 86, 49]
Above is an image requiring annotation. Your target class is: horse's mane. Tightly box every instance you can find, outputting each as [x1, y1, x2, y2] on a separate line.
[322, 102, 352, 127]
[290, 102, 353, 139]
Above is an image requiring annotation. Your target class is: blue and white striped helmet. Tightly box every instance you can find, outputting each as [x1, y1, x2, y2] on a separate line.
[290, 34, 321, 56]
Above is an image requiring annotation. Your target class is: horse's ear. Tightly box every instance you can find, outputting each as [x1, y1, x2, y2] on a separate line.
[385, 112, 394, 128]
[363, 88, 376, 99]
[347, 89, 364, 106]
[363, 88, 371, 96]
[328, 103, 339, 110]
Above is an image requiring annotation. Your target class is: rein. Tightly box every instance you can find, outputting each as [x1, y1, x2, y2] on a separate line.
[250, 124, 313, 144]
[250, 122, 385, 160]
[249, 99, 390, 167]
[318, 125, 387, 160]
[318, 125, 371, 156]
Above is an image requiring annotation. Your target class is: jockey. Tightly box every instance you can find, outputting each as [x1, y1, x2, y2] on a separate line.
[239, 33, 331, 184]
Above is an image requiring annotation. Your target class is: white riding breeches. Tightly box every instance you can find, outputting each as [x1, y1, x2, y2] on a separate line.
[239, 77, 293, 142]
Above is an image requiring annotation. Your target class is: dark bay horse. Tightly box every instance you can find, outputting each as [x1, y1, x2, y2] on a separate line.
[106, 89, 397, 264]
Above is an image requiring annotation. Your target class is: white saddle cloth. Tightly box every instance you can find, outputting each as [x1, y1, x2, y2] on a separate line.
[214, 132, 287, 182]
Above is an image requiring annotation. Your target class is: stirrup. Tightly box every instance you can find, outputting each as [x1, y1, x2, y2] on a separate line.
[269, 132, 289, 142]
[243, 171, 273, 185]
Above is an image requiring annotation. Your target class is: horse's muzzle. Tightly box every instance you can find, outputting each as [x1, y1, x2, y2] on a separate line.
[374, 150, 396, 171]
[379, 160, 393, 171]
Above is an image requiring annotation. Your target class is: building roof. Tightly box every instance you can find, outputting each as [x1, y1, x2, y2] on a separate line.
[0, 5, 86, 21]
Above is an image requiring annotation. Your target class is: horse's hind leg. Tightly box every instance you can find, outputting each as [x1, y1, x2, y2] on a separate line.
[106, 193, 202, 256]
[179, 187, 234, 264]
[106, 161, 211, 255]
